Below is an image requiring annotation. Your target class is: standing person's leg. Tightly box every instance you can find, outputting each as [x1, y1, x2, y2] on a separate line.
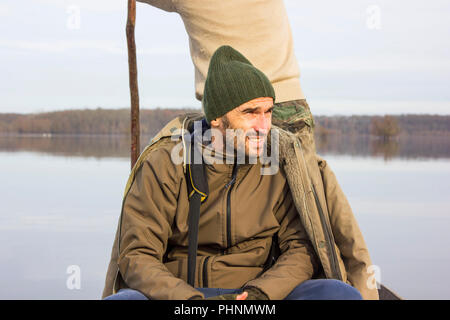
[104, 288, 148, 300]
[284, 279, 363, 300]
[104, 288, 241, 300]
[273, 99, 314, 132]
[272, 99, 316, 151]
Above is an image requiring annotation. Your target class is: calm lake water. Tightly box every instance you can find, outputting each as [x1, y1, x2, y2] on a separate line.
[1, 134, 449, 299]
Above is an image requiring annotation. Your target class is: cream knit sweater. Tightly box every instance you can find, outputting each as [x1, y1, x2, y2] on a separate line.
[138, 0, 305, 103]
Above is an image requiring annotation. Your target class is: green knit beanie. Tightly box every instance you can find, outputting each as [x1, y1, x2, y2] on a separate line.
[202, 45, 276, 124]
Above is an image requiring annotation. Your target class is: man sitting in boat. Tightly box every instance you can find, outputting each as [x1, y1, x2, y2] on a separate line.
[102, 46, 378, 300]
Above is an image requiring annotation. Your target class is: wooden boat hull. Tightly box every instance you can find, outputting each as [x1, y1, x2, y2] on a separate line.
[378, 284, 402, 300]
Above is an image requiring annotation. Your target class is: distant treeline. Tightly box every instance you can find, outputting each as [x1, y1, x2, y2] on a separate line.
[0, 108, 449, 136]
[0, 108, 199, 137]
[314, 114, 450, 137]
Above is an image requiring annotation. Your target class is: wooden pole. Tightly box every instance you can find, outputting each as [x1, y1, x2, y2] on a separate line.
[126, 0, 140, 169]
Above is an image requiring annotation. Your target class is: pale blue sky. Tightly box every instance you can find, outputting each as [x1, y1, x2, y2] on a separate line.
[0, 0, 449, 115]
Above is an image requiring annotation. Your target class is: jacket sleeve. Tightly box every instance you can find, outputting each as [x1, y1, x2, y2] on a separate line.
[244, 183, 319, 300]
[317, 155, 379, 300]
[117, 146, 203, 300]
[137, 0, 176, 12]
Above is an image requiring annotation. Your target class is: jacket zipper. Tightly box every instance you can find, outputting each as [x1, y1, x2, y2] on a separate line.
[311, 183, 343, 280]
[202, 256, 210, 287]
[225, 162, 238, 248]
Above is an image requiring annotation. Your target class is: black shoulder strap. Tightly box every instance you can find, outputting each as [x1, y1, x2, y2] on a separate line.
[185, 124, 208, 287]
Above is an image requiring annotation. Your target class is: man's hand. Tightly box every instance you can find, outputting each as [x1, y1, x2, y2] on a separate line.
[190, 287, 268, 300]
[241, 287, 269, 300]
[205, 292, 248, 300]
[236, 292, 248, 300]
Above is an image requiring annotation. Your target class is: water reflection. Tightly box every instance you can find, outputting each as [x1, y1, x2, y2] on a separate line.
[0, 133, 449, 160]
[315, 134, 450, 160]
[0, 134, 152, 159]
[371, 139, 399, 161]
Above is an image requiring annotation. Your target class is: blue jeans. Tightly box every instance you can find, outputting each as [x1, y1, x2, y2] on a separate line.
[104, 279, 362, 300]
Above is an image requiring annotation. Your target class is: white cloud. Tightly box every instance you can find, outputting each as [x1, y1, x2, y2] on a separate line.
[299, 56, 450, 72]
[309, 99, 450, 116]
[33, 0, 124, 13]
[0, 39, 185, 56]
[0, 3, 11, 16]
[0, 39, 123, 54]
